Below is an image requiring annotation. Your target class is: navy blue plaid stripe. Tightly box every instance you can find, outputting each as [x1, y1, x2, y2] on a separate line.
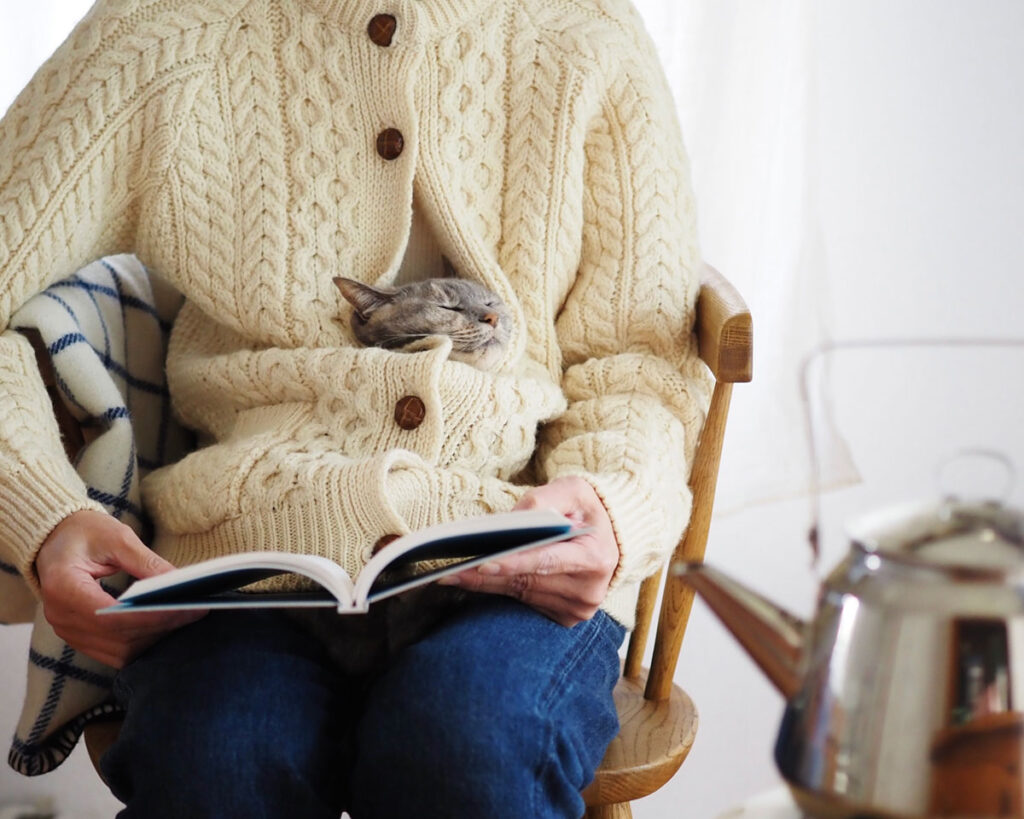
[28, 648, 115, 690]
[87, 486, 143, 520]
[48, 332, 169, 397]
[102, 258, 172, 330]
[47, 266, 172, 332]
[26, 645, 77, 744]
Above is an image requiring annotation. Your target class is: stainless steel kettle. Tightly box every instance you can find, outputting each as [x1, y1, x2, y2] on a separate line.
[680, 495, 1024, 818]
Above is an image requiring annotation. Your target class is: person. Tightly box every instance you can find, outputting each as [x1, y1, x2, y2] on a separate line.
[0, 0, 710, 815]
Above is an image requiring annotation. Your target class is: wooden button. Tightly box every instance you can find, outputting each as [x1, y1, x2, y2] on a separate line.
[394, 395, 426, 430]
[376, 128, 404, 160]
[367, 14, 397, 46]
[372, 534, 400, 554]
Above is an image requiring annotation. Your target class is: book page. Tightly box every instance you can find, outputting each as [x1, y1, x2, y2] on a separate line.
[98, 552, 357, 613]
[354, 508, 576, 605]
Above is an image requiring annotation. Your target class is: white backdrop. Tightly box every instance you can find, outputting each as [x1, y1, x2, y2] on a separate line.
[2, 2, 1024, 817]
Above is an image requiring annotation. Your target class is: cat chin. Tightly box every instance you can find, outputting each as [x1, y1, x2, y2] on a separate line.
[450, 345, 504, 372]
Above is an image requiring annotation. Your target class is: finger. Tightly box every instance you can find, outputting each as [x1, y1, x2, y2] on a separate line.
[44, 565, 121, 616]
[513, 491, 544, 511]
[45, 569, 204, 636]
[513, 485, 584, 523]
[457, 570, 608, 615]
[483, 584, 597, 627]
[51, 608, 205, 667]
[443, 565, 580, 597]
[472, 535, 607, 578]
[99, 531, 177, 580]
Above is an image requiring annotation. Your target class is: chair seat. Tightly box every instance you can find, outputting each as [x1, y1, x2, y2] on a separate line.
[583, 669, 699, 807]
[84, 719, 120, 783]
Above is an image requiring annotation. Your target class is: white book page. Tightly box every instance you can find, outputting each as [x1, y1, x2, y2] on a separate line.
[100, 552, 356, 613]
[353, 508, 574, 604]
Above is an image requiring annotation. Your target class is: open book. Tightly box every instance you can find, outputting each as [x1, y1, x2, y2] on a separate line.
[98, 508, 578, 615]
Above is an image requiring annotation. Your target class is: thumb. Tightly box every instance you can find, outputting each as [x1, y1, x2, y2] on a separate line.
[513, 490, 543, 511]
[104, 530, 176, 580]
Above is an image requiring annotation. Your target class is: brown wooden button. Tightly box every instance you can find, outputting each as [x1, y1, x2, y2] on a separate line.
[394, 395, 426, 430]
[376, 128, 404, 160]
[372, 534, 400, 555]
[368, 14, 397, 47]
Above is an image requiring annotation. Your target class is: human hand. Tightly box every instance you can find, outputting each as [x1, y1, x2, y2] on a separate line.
[440, 476, 619, 627]
[35, 510, 206, 668]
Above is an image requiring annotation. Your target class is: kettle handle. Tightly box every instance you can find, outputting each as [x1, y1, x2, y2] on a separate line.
[800, 337, 1024, 568]
[935, 447, 1015, 505]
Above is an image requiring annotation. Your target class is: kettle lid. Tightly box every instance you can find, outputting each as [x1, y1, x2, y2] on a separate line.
[849, 498, 1024, 572]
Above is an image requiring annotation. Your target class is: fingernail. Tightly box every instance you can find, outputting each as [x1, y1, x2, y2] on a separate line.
[478, 562, 501, 575]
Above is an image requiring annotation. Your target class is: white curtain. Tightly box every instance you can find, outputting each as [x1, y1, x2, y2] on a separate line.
[633, 0, 836, 511]
[0, 1, 96, 111]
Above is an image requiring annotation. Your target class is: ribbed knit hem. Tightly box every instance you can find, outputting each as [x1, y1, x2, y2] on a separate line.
[602, 582, 640, 630]
[0, 460, 105, 592]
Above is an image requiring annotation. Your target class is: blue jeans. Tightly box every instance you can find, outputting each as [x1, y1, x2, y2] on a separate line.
[100, 597, 625, 818]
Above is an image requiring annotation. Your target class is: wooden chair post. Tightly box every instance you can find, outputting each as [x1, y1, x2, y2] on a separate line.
[646, 263, 751, 701]
[583, 263, 752, 815]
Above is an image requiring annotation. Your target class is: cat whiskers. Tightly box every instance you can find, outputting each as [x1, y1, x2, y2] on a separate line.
[377, 332, 432, 349]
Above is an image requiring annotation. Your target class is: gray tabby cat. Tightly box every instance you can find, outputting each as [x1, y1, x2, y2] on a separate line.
[333, 275, 511, 371]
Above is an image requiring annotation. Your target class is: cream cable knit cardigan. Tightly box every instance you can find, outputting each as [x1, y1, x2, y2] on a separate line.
[0, 0, 709, 627]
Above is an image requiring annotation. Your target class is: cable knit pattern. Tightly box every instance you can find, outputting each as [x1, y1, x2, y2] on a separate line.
[0, 0, 709, 628]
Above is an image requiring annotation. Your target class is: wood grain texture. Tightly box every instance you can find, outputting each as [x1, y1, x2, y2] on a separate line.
[584, 803, 634, 819]
[645, 379, 733, 701]
[697, 263, 753, 384]
[623, 571, 661, 680]
[83, 720, 121, 786]
[582, 670, 698, 807]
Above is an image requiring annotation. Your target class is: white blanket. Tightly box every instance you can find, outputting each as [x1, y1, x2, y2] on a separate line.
[1, 255, 190, 775]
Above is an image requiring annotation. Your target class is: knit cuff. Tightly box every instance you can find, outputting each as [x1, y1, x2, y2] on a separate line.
[571, 470, 692, 594]
[0, 458, 105, 593]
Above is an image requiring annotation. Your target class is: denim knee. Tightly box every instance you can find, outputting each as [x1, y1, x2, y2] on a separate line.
[349, 601, 624, 819]
[101, 612, 349, 819]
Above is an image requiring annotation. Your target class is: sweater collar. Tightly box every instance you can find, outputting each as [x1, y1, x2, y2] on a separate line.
[303, 0, 500, 39]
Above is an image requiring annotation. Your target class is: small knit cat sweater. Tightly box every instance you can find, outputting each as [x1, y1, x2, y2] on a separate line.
[0, 0, 710, 627]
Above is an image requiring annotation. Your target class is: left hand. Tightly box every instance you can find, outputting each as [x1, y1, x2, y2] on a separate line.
[440, 476, 619, 627]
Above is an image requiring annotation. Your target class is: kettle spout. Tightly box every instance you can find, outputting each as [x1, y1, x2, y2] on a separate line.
[675, 562, 806, 699]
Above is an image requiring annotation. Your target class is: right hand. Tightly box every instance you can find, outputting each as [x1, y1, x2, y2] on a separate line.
[35, 510, 206, 668]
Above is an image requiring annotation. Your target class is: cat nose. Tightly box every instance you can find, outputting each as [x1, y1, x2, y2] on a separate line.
[481, 312, 498, 327]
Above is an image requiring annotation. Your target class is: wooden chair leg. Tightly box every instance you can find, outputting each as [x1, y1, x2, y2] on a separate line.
[584, 802, 633, 818]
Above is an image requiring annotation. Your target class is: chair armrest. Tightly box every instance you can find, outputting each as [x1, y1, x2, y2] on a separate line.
[696, 263, 752, 384]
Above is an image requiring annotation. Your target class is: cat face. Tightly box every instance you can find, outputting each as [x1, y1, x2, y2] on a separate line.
[334, 277, 512, 371]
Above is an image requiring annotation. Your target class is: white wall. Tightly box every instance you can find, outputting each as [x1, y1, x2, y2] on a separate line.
[2, 2, 1023, 817]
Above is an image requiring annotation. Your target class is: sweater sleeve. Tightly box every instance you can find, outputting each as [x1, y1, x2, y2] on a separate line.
[0, 331, 105, 584]
[0, 0, 218, 584]
[536, 46, 712, 593]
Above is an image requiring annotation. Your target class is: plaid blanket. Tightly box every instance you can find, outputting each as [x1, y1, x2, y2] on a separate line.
[0, 255, 191, 775]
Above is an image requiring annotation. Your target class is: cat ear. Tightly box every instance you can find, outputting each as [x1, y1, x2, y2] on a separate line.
[333, 277, 396, 319]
